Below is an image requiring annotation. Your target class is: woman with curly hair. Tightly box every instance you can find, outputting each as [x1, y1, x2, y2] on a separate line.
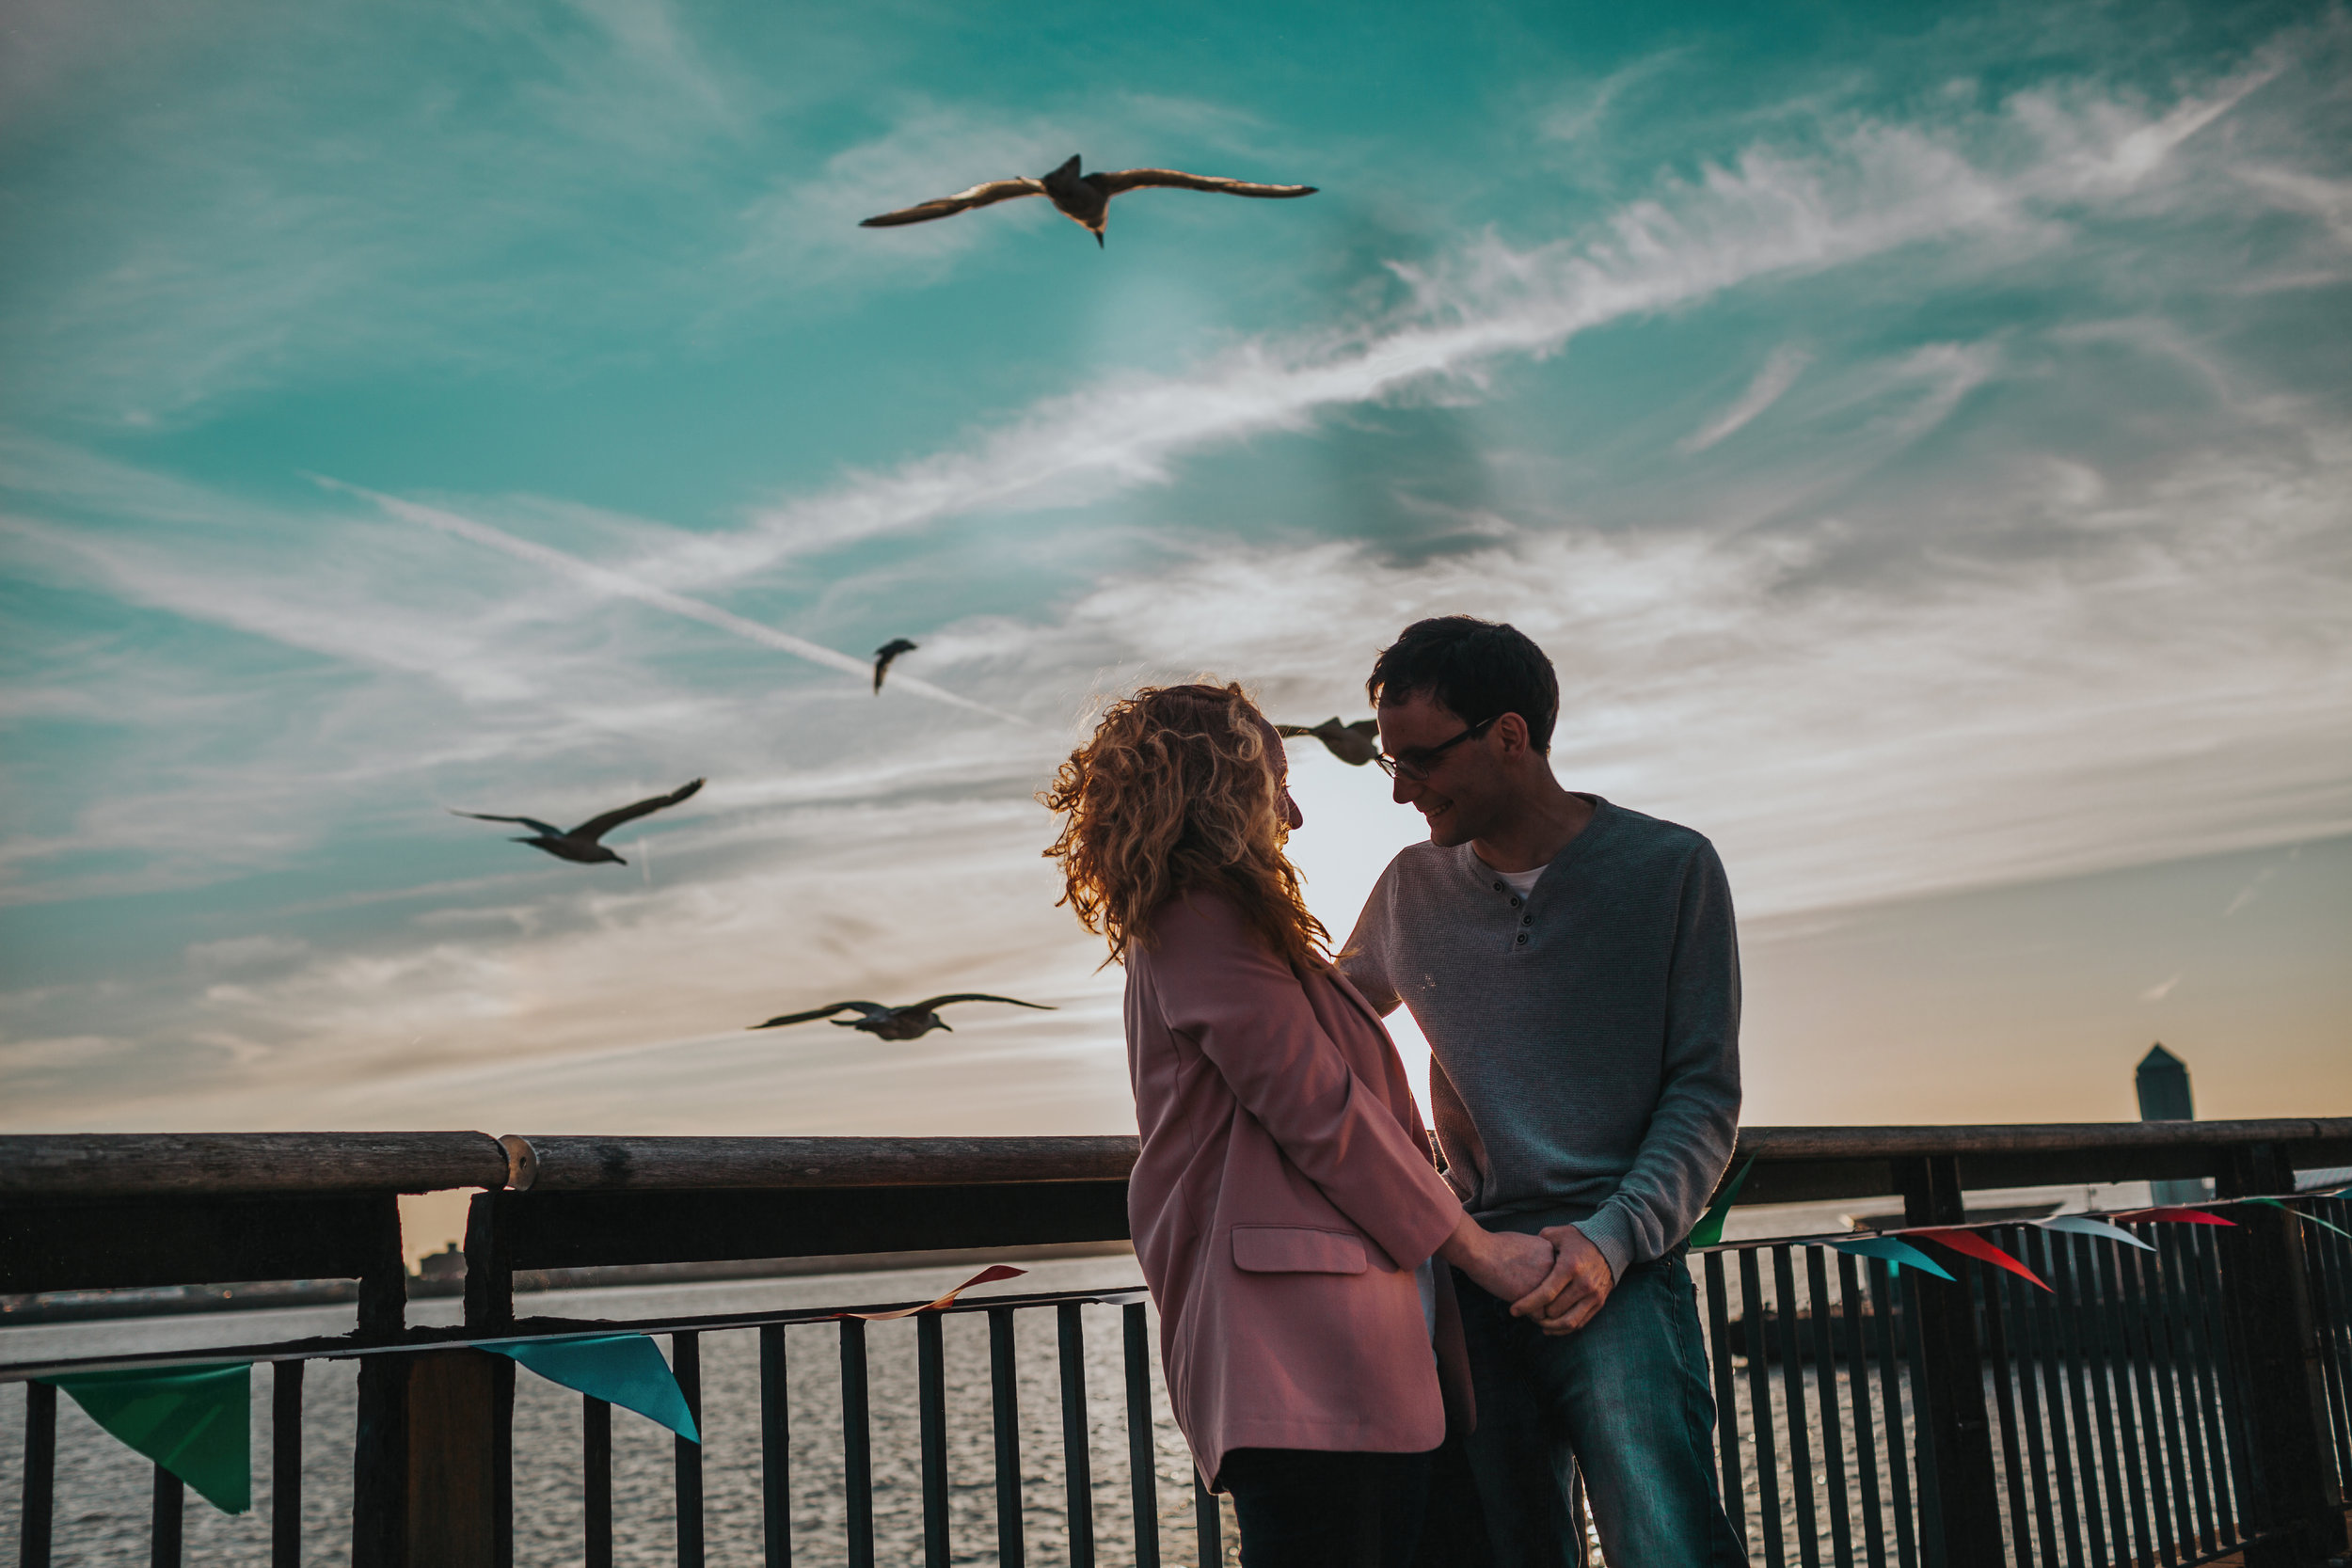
[1043, 681, 1556, 1567]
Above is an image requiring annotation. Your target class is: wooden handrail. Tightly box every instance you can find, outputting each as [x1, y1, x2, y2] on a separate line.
[3, 1119, 2345, 1199]
[0, 1132, 509, 1197]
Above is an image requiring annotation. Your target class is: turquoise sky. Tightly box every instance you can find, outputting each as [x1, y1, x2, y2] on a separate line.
[3, 0, 2346, 1136]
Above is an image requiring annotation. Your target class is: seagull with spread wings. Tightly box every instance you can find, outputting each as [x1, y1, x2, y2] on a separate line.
[450, 779, 705, 865]
[751, 993, 1056, 1041]
[1278, 718, 1382, 767]
[861, 154, 1315, 247]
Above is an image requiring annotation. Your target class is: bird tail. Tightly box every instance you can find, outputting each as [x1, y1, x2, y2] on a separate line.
[1094, 231, 1104, 249]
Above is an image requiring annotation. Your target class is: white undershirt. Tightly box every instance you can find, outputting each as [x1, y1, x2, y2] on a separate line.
[1494, 864, 1543, 896]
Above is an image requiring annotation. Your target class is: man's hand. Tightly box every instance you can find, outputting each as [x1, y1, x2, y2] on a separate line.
[1438, 1215, 1559, 1303]
[1511, 1225, 1614, 1334]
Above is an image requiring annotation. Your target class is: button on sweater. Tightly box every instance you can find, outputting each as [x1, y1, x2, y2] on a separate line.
[1338, 796, 1741, 1280]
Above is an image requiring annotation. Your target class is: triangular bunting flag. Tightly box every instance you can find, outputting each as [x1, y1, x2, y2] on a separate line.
[483, 1336, 698, 1442]
[1830, 1236, 1955, 1281]
[1687, 1157, 1755, 1249]
[846, 1264, 1027, 1321]
[42, 1362, 250, 1513]
[2113, 1206, 2234, 1227]
[2038, 1213, 2155, 1251]
[2246, 1197, 2352, 1242]
[1915, 1228, 2052, 1291]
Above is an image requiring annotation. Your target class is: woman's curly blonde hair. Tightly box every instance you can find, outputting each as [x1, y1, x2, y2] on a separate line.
[1041, 681, 1329, 969]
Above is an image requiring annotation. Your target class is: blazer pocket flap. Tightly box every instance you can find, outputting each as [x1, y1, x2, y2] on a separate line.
[1230, 1225, 1369, 1275]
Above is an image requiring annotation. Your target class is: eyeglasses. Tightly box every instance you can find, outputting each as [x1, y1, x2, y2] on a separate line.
[1375, 714, 1501, 782]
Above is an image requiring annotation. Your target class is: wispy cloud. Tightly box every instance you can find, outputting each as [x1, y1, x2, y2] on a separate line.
[1680, 345, 1813, 452]
[325, 481, 1029, 723]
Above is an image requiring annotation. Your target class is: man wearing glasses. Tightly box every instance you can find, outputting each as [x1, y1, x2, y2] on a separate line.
[1340, 615, 1744, 1566]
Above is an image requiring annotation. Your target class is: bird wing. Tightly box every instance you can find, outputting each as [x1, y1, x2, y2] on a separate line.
[450, 810, 566, 837]
[569, 778, 706, 843]
[1274, 725, 1317, 737]
[751, 1002, 886, 1030]
[908, 993, 1058, 1013]
[860, 179, 1046, 227]
[1089, 168, 1317, 199]
[1343, 720, 1379, 737]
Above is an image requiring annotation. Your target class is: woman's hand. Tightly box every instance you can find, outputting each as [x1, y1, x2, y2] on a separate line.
[1437, 1213, 1558, 1304]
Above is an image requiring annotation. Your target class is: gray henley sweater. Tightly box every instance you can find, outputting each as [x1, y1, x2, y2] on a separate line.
[1339, 796, 1741, 1280]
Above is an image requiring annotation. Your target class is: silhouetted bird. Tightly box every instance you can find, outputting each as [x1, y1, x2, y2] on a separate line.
[751, 993, 1056, 1041]
[872, 638, 918, 693]
[1278, 718, 1382, 767]
[451, 779, 705, 865]
[861, 155, 1315, 247]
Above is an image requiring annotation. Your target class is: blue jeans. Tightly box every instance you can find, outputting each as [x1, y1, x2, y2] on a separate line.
[1455, 1252, 1747, 1567]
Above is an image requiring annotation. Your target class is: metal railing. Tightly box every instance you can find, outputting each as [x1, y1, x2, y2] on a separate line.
[6, 1120, 2350, 1568]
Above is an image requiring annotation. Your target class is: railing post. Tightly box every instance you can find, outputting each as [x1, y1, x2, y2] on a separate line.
[1897, 1154, 2005, 1568]
[401, 1349, 512, 1568]
[351, 1191, 411, 1568]
[2214, 1141, 2348, 1565]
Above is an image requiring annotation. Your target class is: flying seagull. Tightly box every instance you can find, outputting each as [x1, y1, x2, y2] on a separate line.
[751, 993, 1057, 1041]
[1278, 718, 1382, 768]
[872, 638, 918, 693]
[860, 154, 1316, 247]
[450, 779, 705, 865]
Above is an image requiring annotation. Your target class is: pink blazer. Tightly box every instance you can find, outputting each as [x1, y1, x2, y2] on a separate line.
[1123, 890, 1475, 1486]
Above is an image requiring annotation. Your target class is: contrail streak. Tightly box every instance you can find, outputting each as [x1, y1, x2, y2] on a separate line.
[320, 479, 1026, 725]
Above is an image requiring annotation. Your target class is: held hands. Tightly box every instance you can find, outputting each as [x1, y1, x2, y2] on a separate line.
[1438, 1214, 1559, 1305]
[1511, 1225, 1614, 1335]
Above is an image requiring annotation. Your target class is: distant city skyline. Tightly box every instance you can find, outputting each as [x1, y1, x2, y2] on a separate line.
[3, 0, 2345, 1135]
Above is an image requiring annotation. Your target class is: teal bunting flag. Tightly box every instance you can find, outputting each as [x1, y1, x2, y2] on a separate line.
[42, 1362, 250, 1513]
[1831, 1236, 1955, 1281]
[1687, 1157, 1755, 1249]
[2247, 1196, 2352, 1242]
[483, 1334, 699, 1442]
[2039, 1213, 2155, 1251]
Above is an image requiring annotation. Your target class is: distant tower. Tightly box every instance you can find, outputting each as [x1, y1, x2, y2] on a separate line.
[2136, 1043, 2207, 1204]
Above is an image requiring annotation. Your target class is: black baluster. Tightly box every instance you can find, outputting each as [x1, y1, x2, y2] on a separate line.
[989, 1307, 1025, 1568]
[675, 1331, 705, 1568]
[2129, 1231, 2194, 1559]
[1741, 1248, 1787, 1568]
[760, 1325, 790, 1568]
[912, 1312, 948, 1568]
[2061, 1233, 2129, 1562]
[2192, 1222, 2255, 1544]
[1896, 1264, 1944, 1560]
[1978, 1240, 2032, 1565]
[150, 1465, 183, 1568]
[840, 1319, 874, 1568]
[2043, 1234, 2109, 1566]
[1123, 1303, 1162, 1568]
[1999, 1245, 2061, 1568]
[1867, 1259, 1918, 1568]
[2297, 1203, 2351, 1503]
[1195, 1474, 1222, 1568]
[1057, 1302, 1096, 1568]
[272, 1360, 303, 1568]
[1805, 1248, 1853, 1568]
[2151, 1226, 2217, 1557]
[583, 1396, 612, 1568]
[1772, 1247, 1818, 1568]
[22, 1378, 56, 1568]
[2090, 1239, 2159, 1563]
[1836, 1254, 1886, 1568]
[1706, 1251, 1749, 1551]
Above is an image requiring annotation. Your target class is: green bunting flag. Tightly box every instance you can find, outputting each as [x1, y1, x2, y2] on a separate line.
[483, 1335, 699, 1442]
[42, 1362, 250, 1513]
[1831, 1236, 1955, 1281]
[2246, 1196, 2352, 1242]
[1687, 1156, 1755, 1249]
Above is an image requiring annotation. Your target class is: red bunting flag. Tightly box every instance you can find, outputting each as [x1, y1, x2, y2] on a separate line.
[2111, 1207, 2235, 1227]
[844, 1264, 1028, 1321]
[1914, 1228, 2052, 1291]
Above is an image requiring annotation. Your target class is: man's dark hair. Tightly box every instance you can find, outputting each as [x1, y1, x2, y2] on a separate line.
[1367, 616, 1560, 752]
